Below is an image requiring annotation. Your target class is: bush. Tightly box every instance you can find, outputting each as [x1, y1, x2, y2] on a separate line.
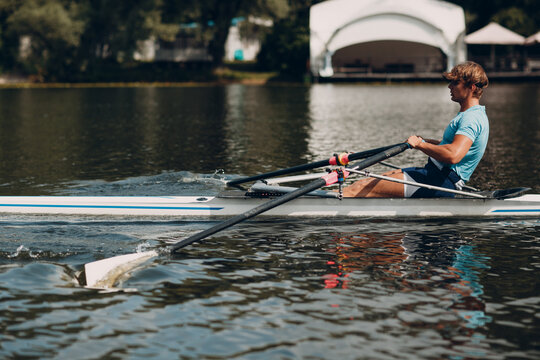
[257, 19, 309, 80]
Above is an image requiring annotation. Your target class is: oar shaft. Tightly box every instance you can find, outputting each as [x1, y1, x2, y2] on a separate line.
[171, 179, 326, 252]
[348, 143, 410, 171]
[226, 143, 401, 186]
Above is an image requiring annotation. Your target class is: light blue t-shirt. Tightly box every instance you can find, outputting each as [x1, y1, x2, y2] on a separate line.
[439, 105, 489, 181]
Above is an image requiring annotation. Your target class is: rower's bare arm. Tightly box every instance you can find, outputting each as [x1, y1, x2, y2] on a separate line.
[408, 134, 472, 164]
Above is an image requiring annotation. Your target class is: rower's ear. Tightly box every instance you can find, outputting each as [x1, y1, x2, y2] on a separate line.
[470, 83, 483, 98]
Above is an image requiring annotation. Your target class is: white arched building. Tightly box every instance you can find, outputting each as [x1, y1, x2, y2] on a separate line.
[310, 0, 466, 77]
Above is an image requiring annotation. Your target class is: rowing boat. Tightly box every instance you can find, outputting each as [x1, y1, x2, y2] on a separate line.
[3, 143, 537, 219]
[74, 143, 537, 288]
[1, 189, 539, 218]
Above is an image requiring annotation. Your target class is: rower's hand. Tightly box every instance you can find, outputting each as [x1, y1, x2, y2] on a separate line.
[407, 135, 424, 148]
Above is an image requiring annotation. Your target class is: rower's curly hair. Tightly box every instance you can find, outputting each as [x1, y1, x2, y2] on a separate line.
[443, 61, 489, 98]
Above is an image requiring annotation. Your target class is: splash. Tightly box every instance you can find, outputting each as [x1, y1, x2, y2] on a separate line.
[55, 171, 229, 196]
[136, 242, 153, 253]
[8, 245, 40, 259]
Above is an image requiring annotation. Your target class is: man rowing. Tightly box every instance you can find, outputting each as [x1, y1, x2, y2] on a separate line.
[343, 61, 489, 198]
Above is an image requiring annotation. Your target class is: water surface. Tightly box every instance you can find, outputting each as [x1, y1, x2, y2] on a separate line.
[0, 83, 539, 359]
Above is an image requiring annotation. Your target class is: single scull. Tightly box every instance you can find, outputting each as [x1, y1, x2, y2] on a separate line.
[0, 189, 539, 218]
[69, 142, 538, 288]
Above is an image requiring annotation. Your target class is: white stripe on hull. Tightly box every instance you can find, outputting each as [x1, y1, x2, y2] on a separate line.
[0, 194, 539, 217]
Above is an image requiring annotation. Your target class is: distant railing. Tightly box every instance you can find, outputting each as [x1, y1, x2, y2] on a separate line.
[468, 55, 527, 72]
[332, 55, 445, 74]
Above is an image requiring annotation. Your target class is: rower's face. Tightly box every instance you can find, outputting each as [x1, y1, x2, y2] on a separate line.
[448, 80, 471, 103]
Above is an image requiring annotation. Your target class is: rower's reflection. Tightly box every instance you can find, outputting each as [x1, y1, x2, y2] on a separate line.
[324, 230, 492, 330]
[323, 232, 408, 289]
[445, 244, 491, 328]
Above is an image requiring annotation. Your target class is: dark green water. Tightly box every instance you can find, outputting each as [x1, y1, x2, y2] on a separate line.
[0, 84, 538, 359]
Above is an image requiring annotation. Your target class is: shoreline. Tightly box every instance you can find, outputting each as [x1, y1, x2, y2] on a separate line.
[1, 71, 539, 89]
[317, 71, 540, 83]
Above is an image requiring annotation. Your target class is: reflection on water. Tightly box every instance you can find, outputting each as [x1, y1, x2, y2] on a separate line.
[1, 83, 538, 195]
[325, 229, 492, 334]
[0, 84, 539, 359]
[307, 84, 453, 159]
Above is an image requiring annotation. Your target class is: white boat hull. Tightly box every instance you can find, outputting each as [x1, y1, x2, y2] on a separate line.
[0, 193, 539, 217]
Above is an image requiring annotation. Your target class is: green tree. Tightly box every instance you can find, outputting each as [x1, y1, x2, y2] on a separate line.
[1, 0, 180, 81]
[0, 0, 20, 72]
[3, 0, 85, 80]
[257, 19, 309, 78]
[78, 0, 179, 67]
[448, 0, 539, 35]
[165, 0, 289, 67]
[492, 7, 536, 36]
[201, 0, 248, 67]
[257, 0, 323, 79]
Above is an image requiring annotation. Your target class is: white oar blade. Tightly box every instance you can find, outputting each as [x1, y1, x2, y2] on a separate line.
[84, 250, 158, 289]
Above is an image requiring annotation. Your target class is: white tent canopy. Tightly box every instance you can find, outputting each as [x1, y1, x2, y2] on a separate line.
[310, 0, 466, 77]
[465, 22, 525, 71]
[465, 22, 525, 45]
[525, 31, 540, 45]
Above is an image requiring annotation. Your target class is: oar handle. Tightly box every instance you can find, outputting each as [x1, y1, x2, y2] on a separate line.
[226, 143, 402, 186]
[348, 143, 410, 171]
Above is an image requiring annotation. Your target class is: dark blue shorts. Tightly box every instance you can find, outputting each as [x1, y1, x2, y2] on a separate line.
[402, 161, 459, 198]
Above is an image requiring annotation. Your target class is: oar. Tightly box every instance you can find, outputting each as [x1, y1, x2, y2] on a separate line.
[84, 143, 409, 288]
[226, 143, 402, 187]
